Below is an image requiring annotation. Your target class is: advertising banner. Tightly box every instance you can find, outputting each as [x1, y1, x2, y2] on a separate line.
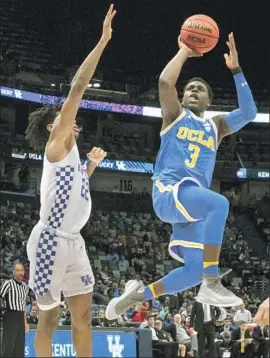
[25, 330, 137, 357]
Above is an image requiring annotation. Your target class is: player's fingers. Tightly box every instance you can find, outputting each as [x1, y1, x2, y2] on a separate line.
[231, 32, 236, 47]
[104, 5, 113, 25]
[226, 41, 232, 51]
[110, 10, 117, 21]
[106, 4, 114, 16]
[224, 53, 229, 62]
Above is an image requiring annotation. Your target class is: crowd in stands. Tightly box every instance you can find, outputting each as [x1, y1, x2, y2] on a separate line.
[251, 194, 270, 252]
[1, 188, 269, 357]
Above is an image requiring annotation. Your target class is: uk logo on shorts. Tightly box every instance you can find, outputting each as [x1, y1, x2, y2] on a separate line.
[81, 274, 93, 287]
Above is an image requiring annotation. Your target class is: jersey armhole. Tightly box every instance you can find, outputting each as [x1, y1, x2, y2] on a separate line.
[160, 110, 186, 136]
[44, 142, 77, 166]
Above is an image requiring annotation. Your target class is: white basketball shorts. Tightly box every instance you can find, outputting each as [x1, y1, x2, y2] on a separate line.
[27, 222, 95, 310]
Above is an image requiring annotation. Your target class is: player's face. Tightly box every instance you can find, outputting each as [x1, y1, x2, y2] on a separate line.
[182, 81, 210, 113]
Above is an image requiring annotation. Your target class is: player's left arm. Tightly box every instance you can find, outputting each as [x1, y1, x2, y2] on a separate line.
[213, 33, 257, 142]
[86, 147, 107, 177]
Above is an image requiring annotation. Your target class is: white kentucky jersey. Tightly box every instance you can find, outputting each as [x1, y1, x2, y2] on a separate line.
[39, 143, 92, 233]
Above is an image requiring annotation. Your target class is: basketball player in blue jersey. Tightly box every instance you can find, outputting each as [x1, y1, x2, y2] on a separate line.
[25, 5, 116, 357]
[106, 32, 257, 320]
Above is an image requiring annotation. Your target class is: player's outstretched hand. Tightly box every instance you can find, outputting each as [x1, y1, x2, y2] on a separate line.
[178, 37, 203, 58]
[224, 32, 239, 70]
[253, 297, 269, 326]
[101, 4, 117, 43]
[87, 147, 107, 164]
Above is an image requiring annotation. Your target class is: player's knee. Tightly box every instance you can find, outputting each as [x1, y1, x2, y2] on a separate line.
[72, 306, 91, 331]
[37, 308, 58, 336]
[217, 194, 230, 214]
[210, 193, 229, 215]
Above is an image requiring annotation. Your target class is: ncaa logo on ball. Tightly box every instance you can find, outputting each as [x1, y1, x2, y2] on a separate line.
[187, 35, 206, 44]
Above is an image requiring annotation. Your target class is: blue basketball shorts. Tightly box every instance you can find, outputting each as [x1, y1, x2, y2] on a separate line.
[152, 177, 224, 263]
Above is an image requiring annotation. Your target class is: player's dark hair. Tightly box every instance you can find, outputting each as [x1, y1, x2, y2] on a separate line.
[184, 77, 213, 103]
[25, 107, 58, 151]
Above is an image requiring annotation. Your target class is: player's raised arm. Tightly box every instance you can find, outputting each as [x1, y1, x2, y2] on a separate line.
[159, 39, 201, 130]
[213, 33, 257, 140]
[52, 5, 116, 139]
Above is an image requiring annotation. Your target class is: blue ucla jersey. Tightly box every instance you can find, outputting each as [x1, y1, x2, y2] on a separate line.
[152, 109, 218, 188]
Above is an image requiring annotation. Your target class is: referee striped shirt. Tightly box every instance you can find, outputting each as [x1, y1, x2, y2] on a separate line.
[0, 279, 28, 311]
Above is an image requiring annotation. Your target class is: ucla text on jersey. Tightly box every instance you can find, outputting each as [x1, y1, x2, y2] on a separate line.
[153, 109, 218, 188]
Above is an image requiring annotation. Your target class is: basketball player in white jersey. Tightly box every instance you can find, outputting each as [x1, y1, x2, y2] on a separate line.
[25, 5, 116, 357]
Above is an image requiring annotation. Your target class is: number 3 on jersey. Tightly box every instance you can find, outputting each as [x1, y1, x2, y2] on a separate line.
[185, 144, 200, 168]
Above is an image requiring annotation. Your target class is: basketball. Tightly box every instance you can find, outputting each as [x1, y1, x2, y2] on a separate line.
[180, 14, 219, 54]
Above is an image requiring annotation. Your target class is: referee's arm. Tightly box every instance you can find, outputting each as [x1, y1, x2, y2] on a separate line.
[0, 280, 10, 297]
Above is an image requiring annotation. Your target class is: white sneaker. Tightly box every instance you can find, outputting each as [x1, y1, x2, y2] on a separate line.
[196, 276, 243, 307]
[105, 280, 145, 320]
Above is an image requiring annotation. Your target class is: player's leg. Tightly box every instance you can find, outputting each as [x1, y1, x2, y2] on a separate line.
[176, 182, 243, 306]
[66, 293, 92, 357]
[176, 182, 229, 276]
[105, 222, 204, 320]
[34, 294, 60, 357]
[105, 180, 241, 320]
[63, 235, 94, 357]
[143, 222, 204, 299]
[27, 228, 68, 357]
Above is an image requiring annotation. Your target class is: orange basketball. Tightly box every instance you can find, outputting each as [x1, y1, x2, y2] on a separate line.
[180, 14, 219, 54]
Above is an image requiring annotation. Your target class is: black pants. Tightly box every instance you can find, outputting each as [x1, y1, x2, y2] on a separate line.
[2, 311, 25, 357]
[197, 322, 217, 357]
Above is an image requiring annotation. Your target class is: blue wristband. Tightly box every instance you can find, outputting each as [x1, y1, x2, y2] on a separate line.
[231, 67, 242, 75]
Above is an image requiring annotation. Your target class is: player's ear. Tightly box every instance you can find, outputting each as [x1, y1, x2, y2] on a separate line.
[47, 124, 53, 132]
[205, 99, 211, 109]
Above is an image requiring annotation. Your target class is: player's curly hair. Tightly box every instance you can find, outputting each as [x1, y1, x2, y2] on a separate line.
[184, 77, 213, 104]
[25, 107, 58, 151]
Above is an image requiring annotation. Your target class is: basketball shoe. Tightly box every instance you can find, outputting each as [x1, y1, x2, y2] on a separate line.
[106, 280, 145, 320]
[196, 275, 243, 307]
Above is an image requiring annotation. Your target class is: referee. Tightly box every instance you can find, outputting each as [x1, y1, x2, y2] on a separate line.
[0, 262, 29, 357]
